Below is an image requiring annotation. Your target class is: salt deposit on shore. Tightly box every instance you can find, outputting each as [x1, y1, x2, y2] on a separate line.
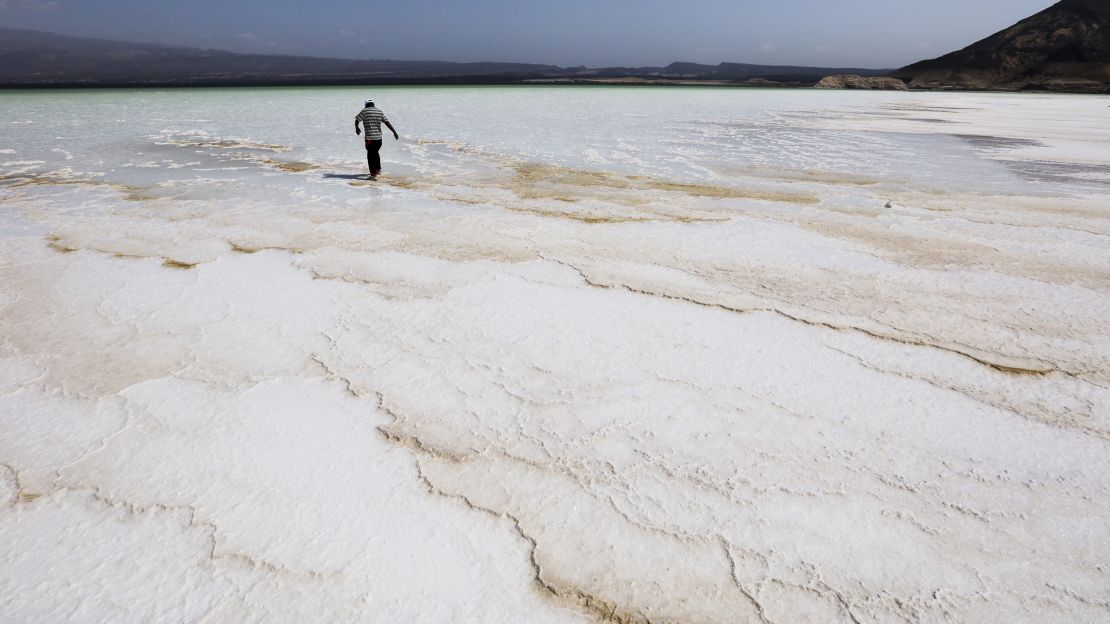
[2, 87, 1109, 622]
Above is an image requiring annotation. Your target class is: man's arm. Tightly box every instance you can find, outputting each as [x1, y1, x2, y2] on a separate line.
[355, 117, 362, 135]
[383, 120, 399, 140]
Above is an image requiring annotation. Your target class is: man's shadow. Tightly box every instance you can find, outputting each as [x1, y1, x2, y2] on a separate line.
[321, 173, 370, 180]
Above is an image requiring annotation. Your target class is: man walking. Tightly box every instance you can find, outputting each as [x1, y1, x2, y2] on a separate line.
[355, 99, 399, 180]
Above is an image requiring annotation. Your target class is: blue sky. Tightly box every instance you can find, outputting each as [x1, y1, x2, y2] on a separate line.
[3, 0, 1054, 68]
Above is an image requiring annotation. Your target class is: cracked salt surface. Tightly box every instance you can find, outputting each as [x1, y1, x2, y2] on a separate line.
[2, 87, 1109, 622]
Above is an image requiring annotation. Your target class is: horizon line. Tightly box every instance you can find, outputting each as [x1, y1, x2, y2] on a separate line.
[0, 27, 897, 72]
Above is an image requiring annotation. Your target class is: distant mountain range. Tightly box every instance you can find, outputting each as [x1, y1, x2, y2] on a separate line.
[0, 29, 888, 87]
[0, 29, 564, 85]
[4, 1, 1109, 93]
[892, 0, 1110, 92]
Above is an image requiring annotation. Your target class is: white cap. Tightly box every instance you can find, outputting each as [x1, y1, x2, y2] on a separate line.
[365, 99, 374, 106]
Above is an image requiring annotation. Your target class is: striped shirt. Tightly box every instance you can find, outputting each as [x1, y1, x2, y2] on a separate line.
[356, 106, 389, 141]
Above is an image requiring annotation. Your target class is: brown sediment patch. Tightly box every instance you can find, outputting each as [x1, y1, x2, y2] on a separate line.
[509, 161, 818, 204]
[703, 164, 886, 188]
[513, 163, 634, 190]
[47, 241, 77, 254]
[503, 206, 664, 224]
[0, 175, 143, 196]
[0, 174, 34, 188]
[974, 359, 1056, 376]
[87, 250, 205, 269]
[493, 161, 821, 218]
[369, 157, 823, 223]
[160, 138, 289, 152]
[804, 220, 1004, 264]
[222, 152, 323, 174]
[254, 136, 821, 219]
[380, 177, 422, 190]
[791, 173, 879, 187]
[229, 243, 259, 254]
[111, 252, 149, 261]
[346, 176, 424, 190]
[596, 194, 651, 207]
[644, 180, 819, 204]
[228, 242, 308, 256]
[501, 203, 727, 225]
[163, 259, 197, 270]
[440, 196, 490, 206]
[260, 159, 321, 173]
[822, 205, 886, 219]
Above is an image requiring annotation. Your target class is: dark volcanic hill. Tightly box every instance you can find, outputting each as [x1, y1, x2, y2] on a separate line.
[892, 0, 1110, 92]
[0, 29, 888, 87]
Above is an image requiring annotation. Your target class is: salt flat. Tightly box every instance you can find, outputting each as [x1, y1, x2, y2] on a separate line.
[1, 86, 1108, 623]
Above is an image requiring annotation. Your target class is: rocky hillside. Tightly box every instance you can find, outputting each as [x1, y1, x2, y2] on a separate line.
[892, 0, 1110, 92]
[816, 75, 908, 90]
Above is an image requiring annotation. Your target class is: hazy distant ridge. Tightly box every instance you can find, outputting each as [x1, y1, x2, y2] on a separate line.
[0, 29, 888, 87]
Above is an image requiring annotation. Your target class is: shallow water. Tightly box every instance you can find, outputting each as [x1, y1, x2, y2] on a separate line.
[0, 86, 1101, 187]
[2, 86, 1109, 623]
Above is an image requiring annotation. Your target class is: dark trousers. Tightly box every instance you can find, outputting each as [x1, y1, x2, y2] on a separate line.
[365, 139, 383, 174]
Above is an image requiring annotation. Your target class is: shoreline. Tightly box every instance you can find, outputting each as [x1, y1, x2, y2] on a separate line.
[0, 77, 820, 90]
[2, 77, 1106, 94]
